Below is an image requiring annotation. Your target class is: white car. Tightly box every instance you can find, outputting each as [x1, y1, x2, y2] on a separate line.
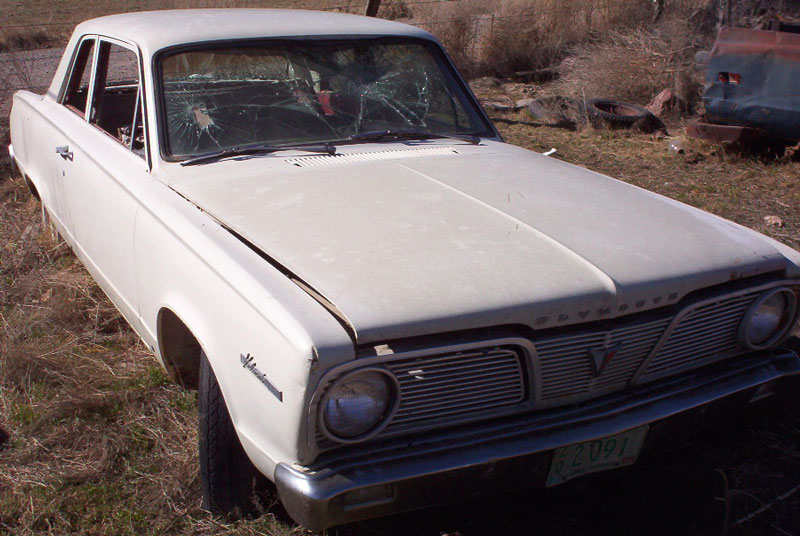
[8, 9, 800, 530]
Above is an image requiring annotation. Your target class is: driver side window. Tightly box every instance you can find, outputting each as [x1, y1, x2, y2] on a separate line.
[87, 40, 146, 159]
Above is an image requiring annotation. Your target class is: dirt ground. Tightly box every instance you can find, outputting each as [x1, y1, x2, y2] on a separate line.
[2, 52, 800, 536]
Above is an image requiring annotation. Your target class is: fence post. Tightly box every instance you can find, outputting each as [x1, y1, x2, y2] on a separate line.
[365, 0, 381, 17]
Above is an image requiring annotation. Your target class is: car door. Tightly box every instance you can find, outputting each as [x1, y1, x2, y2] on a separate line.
[30, 35, 101, 241]
[53, 36, 149, 335]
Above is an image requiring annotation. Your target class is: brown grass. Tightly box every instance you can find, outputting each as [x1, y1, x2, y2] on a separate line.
[552, 4, 720, 108]
[391, 0, 660, 78]
[2, 2, 800, 533]
[0, 0, 366, 51]
[3, 106, 800, 535]
[0, 157, 294, 535]
[0, 30, 58, 53]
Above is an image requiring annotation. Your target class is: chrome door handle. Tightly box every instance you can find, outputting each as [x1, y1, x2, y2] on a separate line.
[55, 146, 73, 161]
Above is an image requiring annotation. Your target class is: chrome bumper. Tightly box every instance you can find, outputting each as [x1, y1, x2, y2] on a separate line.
[275, 346, 800, 531]
[8, 144, 17, 177]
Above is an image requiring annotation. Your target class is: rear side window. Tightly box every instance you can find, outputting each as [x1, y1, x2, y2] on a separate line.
[62, 38, 96, 116]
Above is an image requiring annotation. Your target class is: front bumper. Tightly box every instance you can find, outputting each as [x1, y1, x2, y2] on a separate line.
[275, 346, 800, 530]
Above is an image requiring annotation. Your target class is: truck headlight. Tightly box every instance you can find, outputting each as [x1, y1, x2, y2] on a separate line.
[321, 368, 397, 441]
[740, 288, 796, 349]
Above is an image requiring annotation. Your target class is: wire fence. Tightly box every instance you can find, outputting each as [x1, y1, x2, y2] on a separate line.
[0, 0, 654, 79]
[0, 0, 708, 98]
[0, 0, 649, 31]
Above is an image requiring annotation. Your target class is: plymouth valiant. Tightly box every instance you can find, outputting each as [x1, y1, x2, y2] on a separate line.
[7, 9, 800, 530]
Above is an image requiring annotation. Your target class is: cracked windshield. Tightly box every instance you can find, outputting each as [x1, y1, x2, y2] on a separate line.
[159, 39, 491, 157]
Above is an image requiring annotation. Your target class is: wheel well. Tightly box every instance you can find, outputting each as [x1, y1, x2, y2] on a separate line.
[158, 308, 202, 390]
[24, 174, 40, 200]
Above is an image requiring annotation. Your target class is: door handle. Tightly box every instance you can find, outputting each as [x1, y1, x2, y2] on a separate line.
[55, 146, 74, 161]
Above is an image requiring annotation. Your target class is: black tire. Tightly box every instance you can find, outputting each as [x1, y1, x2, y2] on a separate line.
[585, 99, 653, 127]
[199, 350, 262, 518]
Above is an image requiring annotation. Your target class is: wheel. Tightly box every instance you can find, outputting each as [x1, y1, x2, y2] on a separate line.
[199, 349, 263, 518]
[585, 99, 654, 128]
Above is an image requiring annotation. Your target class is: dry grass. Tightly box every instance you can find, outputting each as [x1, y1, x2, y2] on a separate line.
[555, 27, 689, 106]
[551, 4, 720, 108]
[2, 2, 800, 533]
[0, 155, 296, 535]
[0, 0, 365, 51]
[0, 30, 58, 53]
[3, 107, 800, 535]
[386, 0, 662, 78]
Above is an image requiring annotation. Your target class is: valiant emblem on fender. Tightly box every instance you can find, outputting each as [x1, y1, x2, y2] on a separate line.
[588, 342, 623, 377]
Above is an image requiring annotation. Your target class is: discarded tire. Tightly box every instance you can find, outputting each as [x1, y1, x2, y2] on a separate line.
[585, 99, 654, 128]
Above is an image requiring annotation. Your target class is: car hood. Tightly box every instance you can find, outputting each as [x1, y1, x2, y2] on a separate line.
[163, 141, 793, 344]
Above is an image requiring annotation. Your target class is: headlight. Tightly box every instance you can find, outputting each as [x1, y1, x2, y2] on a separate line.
[740, 288, 797, 349]
[321, 368, 397, 441]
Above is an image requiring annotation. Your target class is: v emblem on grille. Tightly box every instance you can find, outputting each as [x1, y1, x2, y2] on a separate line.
[588, 342, 623, 377]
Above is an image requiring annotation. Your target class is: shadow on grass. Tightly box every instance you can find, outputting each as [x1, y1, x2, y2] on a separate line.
[492, 116, 579, 131]
[720, 138, 800, 164]
[328, 401, 800, 536]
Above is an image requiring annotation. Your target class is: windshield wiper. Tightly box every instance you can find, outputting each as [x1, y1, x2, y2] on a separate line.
[348, 128, 480, 145]
[180, 143, 336, 166]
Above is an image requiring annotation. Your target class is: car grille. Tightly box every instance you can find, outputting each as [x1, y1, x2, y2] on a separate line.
[535, 290, 769, 406]
[536, 317, 671, 406]
[382, 347, 525, 432]
[315, 284, 797, 450]
[640, 290, 761, 381]
[315, 346, 525, 448]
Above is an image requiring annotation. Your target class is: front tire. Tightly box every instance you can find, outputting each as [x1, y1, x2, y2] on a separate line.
[199, 350, 262, 517]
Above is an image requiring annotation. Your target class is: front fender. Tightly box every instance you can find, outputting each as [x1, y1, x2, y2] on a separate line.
[133, 176, 355, 473]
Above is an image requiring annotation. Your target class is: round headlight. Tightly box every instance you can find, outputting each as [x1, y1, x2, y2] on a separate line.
[740, 288, 796, 349]
[321, 369, 397, 441]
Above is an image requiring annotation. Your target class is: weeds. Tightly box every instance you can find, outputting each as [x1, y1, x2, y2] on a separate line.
[1, 2, 800, 534]
[0, 165, 295, 535]
[0, 30, 57, 53]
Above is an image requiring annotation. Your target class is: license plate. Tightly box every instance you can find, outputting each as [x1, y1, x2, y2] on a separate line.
[546, 426, 649, 487]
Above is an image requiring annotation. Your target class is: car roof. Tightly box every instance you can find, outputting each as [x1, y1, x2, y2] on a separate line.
[73, 8, 434, 53]
[47, 8, 438, 106]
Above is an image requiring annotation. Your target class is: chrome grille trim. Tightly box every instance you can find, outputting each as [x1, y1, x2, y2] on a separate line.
[633, 282, 800, 383]
[534, 317, 670, 408]
[636, 291, 759, 382]
[531, 281, 800, 408]
[310, 281, 799, 453]
[383, 347, 525, 431]
[311, 339, 532, 451]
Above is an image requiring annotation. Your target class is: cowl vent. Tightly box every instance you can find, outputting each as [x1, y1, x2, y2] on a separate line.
[285, 146, 459, 167]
